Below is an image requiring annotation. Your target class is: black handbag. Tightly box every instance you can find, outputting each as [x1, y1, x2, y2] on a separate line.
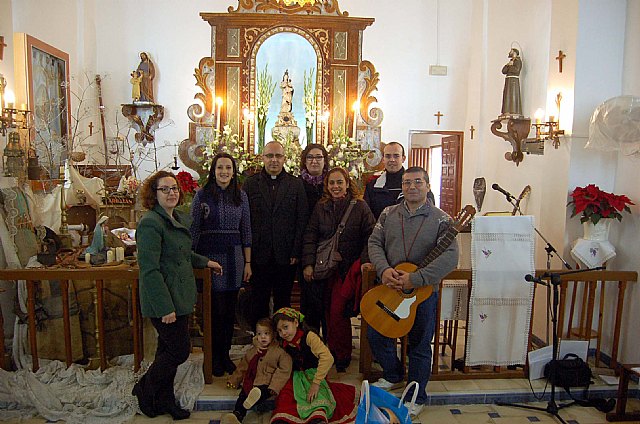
[543, 353, 592, 388]
[313, 201, 356, 280]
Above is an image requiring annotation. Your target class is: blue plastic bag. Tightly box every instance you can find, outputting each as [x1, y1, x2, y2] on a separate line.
[355, 381, 419, 424]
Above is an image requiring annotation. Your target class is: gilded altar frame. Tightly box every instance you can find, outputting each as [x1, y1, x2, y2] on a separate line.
[182, 1, 384, 174]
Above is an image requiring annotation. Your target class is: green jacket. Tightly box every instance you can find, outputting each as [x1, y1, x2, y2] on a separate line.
[136, 204, 209, 318]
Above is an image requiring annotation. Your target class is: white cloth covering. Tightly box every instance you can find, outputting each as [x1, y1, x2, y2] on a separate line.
[570, 238, 616, 268]
[0, 354, 204, 423]
[465, 216, 535, 366]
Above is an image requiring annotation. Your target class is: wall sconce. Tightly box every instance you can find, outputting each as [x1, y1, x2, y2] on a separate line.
[0, 76, 32, 137]
[531, 107, 565, 149]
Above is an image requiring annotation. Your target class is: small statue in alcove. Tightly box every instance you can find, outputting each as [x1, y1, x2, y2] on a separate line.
[500, 48, 523, 118]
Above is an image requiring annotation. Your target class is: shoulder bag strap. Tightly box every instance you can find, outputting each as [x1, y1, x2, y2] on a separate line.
[336, 200, 357, 238]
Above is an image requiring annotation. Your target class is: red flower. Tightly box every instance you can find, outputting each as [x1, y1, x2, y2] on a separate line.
[568, 184, 634, 225]
[176, 171, 199, 194]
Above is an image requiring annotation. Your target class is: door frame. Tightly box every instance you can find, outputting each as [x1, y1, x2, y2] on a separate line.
[407, 129, 464, 216]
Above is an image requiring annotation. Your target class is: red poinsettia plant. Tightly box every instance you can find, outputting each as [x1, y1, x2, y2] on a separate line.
[568, 184, 634, 225]
[175, 171, 199, 214]
[176, 171, 199, 194]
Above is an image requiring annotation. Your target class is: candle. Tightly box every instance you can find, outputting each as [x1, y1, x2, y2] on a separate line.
[351, 101, 360, 140]
[106, 250, 114, 263]
[85, 253, 91, 264]
[321, 111, 330, 145]
[216, 97, 223, 131]
[243, 108, 250, 151]
[116, 247, 125, 262]
[20, 103, 27, 111]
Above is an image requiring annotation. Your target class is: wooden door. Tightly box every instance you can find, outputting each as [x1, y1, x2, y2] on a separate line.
[440, 135, 461, 217]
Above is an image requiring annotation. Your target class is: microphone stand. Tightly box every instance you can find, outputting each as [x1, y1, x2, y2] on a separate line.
[497, 267, 604, 424]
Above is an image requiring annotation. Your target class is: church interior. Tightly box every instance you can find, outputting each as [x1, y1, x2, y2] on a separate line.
[1, 0, 639, 423]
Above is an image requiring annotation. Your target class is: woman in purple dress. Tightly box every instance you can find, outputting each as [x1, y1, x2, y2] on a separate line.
[191, 153, 252, 377]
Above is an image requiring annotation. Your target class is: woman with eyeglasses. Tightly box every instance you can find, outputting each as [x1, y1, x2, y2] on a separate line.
[134, 170, 222, 420]
[298, 144, 330, 337]
[301, 167, 375, 372]
[190, 153, 252, 377]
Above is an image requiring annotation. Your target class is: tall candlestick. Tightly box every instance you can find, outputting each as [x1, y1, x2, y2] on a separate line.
[321, 111, 330, 145]
[243, 108, 250, 152]
[351, 101, 359, 140]
[216, 97, 223, 132]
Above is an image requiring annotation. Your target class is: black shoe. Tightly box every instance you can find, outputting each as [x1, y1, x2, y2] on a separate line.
[213, 362, 225, 377]
[132, 383, 158, 418]
[335, 358, 350, 373]
[163, 403, 191, 420]
[224, 357, 237, 374]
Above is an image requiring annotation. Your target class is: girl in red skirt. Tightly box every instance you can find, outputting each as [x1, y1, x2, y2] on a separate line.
[271, 307, 357, 424]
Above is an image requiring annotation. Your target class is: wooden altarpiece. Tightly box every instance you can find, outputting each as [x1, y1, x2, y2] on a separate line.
[180, 0, 384, 174]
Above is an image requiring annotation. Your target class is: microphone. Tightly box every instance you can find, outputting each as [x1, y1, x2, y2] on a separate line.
[525, 274, 544, 284]
[492, 183, 515, 201]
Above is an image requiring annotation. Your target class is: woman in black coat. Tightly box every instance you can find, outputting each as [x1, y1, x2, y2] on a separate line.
[298, 143, 329, 335]
[301, 167, 375, 372]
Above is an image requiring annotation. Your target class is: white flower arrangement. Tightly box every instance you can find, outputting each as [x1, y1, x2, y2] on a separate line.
[202, 125, 260, 174]
[303, 68, 316, 138]
[326, 129, 368, 182]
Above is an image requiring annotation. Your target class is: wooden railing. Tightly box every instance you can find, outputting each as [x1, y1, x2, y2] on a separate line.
[0, 266, 214, 383]
[359, 268, 637, 380]
[0, 267, 635, 382]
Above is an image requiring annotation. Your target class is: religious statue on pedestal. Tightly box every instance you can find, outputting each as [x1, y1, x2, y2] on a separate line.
[280, 70, 294, 113]
[272, 69, 300, 141]
[136, 52, 155, 103]
[500, 48, 522, 118]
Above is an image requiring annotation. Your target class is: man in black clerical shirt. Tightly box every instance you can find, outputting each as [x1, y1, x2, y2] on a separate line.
[243, 141, 308, 327]
[364, 142, 407, 219]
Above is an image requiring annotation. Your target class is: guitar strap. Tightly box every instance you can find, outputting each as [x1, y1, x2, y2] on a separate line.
[400, 214, 426, 261]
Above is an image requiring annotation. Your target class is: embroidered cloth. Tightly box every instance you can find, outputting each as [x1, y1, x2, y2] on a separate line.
[570, 238, 616, 268]
[466, 216, 535, 366]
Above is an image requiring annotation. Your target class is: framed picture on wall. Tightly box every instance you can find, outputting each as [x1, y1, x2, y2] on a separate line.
[15, 33, 71, 179]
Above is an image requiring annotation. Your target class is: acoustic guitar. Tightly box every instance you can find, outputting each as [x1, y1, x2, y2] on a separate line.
[360, 205, 476, 338]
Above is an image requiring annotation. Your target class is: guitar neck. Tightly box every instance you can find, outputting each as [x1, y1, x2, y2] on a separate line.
[417, 227, 459, 269]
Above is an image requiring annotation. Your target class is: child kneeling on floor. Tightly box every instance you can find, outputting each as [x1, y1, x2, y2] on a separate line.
[223, 318, 293, 424]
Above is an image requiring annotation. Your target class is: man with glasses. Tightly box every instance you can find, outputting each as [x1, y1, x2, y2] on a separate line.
[243, 141, 308, 327]
[367, 166, 458, 417]
[364, 142, 407, 219]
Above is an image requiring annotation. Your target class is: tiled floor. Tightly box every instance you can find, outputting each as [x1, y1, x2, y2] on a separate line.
[3, 319, 639, 423]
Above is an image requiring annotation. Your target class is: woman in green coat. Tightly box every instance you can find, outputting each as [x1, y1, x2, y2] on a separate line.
[133, 170, 222, 420]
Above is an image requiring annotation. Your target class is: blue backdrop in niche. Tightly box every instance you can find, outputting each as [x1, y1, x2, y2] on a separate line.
[255, 32, 317, 147]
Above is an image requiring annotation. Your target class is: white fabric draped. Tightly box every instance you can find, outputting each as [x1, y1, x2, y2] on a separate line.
[465, 216, 535, 366]
[0, 354, 204, 423]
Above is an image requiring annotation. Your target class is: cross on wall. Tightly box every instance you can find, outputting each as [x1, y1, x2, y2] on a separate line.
[0, 36, 6, 61]
[434, 111, 444, 125]
[555, 50, 566, 73]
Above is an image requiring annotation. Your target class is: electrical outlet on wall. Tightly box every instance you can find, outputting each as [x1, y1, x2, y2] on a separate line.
[429, 65, 447, 76]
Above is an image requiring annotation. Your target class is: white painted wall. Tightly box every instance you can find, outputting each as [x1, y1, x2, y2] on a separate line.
[2, 0, 638, 362]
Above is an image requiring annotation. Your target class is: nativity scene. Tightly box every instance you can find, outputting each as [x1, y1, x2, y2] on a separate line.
[0, 0, 639, 423]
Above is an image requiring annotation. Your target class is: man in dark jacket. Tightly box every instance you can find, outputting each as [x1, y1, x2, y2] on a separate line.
[364, 142, 406, 219]
[243, 141, 308, 327]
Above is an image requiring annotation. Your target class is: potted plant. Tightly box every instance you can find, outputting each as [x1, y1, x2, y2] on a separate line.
[568, 184, 634, 240]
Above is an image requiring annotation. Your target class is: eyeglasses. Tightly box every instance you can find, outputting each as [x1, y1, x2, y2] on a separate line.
[156, 186, 180, 194]
[401, 179, 426, 188]
[264, 153, 284, 159]
[306, 155, 324, 162]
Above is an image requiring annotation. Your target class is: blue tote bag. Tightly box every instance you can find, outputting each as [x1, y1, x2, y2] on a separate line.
[356, 380, 419, 424]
